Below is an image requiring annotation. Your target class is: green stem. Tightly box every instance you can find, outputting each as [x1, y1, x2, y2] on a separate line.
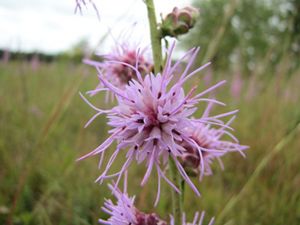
[169, 158, 184, 225]
[145, 0, 162, 73]
[145, 1, 183, 223]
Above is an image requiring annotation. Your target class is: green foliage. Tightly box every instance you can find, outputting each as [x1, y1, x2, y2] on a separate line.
[183, 0, 298, 73]
[0, 56, 299, 224]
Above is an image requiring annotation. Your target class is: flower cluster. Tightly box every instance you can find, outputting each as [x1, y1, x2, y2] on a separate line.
[180, 107, 248, 179]
[84, 43, 153, 101]
[79, 43, 247, 205]
[75, 2, 248, 224]
[100, 183, 214, 225]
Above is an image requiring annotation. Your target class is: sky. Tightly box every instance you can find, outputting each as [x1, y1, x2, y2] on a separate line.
[0, 0, 190, 54]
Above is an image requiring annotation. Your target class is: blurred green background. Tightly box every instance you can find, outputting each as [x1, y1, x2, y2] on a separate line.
[1, 0, 300, 225]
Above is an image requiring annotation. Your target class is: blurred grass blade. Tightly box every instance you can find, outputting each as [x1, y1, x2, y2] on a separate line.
[217, 121, 300, 223]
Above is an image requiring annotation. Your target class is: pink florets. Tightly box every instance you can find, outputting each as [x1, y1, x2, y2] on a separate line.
[79, 42, 246, 204]
[84, 44, 153, 101]
[230, 72, 243, 99]
[180, 110, 248, 180]
[100, 184, 213, 225]
[99, 184, 137, 225]
[99, 184, 167, 225]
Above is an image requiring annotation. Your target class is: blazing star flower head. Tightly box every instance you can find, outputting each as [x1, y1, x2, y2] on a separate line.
[100, 183, 213, 225]
[84, 43, 153, 101]
[99, 184, 137, 225]
[79, 42, 244, 204]
[180, 110, 248, 180]
[99, 184, 167, 225]
[170, 212, 214, 225]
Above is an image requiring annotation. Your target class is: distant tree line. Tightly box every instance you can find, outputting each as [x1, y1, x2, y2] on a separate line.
[0, 40, 97, 64]
[0, 49, 57, 63]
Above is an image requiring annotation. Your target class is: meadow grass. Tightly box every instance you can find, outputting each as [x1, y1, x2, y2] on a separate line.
[0, 59, 299, 225]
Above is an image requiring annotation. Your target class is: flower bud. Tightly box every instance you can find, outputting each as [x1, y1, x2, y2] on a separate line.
[160, 6, 199, 38]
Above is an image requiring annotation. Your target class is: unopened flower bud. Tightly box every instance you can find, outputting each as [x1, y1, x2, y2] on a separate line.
[160, 6, 199, 38]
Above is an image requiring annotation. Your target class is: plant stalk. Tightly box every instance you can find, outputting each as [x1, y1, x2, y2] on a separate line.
[145, 0, 162, 73]
[145, 1, 183, 223]
[169, 158, 184, 225]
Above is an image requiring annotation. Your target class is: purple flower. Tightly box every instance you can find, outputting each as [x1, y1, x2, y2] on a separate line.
[99, 184, 137, 225]
[1, 48, 10, 64]
[99, 184, 213, 225]
[84, 44, 153, 101]
[79, 42, 242, 203]
[230, 72, 243, 99]
[99, 184, 167, 225]
[180, 114, 248, 180]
